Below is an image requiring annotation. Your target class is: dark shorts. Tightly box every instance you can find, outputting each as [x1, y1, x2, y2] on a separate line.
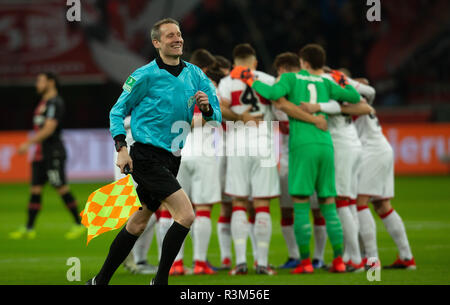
[32, 158, 67, 188]
[130, 142, 182, 212]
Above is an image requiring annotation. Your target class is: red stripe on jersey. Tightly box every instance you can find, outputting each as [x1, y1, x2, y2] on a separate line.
[230, 90, 272, 107]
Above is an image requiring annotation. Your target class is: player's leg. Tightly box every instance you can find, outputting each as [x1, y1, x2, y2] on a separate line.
[217, 201, 232, 269]
[356, 194, 379, 265]
[93, 202, 154, 285]
[190, 157, 221, 275]
[132, 213, 158, 274]
[289, 147, 315, 274]
[225, 156, 250, 275]
[250, 155, 279, 275]
[311, 194, 327, 269]
[316, 145, 345, 273]
[373, 199, 415, 269]
[192, 204, 216, 274]
[153, 189, 194, 284]
[279, 165, 301, 269]
[334, 147, 362, 271]
[247, 200, 258, 266]
[10, 160, 46, 239]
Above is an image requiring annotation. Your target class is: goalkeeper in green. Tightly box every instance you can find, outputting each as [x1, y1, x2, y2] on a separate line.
[231, 44, 362, 273]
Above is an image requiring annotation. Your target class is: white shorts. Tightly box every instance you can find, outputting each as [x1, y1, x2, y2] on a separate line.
[218, 155, 232, 203]
[225, 155, 280, 199]
[357, 147, 394, 200]
[177, 156, 222, 205]
[334, 145, 362, 199]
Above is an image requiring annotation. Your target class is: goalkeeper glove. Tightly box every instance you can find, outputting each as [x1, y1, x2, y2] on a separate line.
[330, 70, 349, 88]
[230, 66, 256, 87]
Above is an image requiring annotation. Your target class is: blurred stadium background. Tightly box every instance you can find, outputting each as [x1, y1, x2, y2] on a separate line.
[0, 0, 449, 285]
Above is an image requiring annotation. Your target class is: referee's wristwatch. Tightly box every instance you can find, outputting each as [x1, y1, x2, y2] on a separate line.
[114, 135, 127, 152]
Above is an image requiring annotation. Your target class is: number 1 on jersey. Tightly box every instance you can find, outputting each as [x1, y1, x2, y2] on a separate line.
[307, 83, 317, 104]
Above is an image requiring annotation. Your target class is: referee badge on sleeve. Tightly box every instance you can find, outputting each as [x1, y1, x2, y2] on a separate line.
[123, 76, 137, 93]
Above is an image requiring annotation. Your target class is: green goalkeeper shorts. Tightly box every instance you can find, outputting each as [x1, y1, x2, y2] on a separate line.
[288, 143, 337, 198]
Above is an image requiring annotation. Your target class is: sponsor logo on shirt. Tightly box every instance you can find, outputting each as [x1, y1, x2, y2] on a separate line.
[123, 76, 137, 93]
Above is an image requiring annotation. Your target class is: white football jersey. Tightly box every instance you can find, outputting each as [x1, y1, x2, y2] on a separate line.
[218, 70, 276, 152]
[321, 73, 362, 148]
[354, 114, 391, 151]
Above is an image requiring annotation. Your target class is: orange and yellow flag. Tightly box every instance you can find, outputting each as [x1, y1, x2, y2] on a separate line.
[80, 175, 141, 245]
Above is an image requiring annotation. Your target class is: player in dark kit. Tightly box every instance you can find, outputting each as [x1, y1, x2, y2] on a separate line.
[9, 72, 85, 240]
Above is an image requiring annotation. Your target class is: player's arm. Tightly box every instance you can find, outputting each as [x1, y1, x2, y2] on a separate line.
[17, 119, 58, 155]
[110, 70, 147, 173]
[274, 97, 328, 131]
[18, 99, 62, 155]
[348, 78, 376, 104]
[301, 99, 374, 116]
[196, 71, 222, 124]
[251, 73, 292, 101]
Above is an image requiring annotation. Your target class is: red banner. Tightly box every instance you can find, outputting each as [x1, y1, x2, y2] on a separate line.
[383, 123, 450, 175]
[0, 1, 104, 85]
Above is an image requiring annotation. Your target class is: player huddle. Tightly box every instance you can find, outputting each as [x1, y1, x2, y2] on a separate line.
[116, 42, 416, 276]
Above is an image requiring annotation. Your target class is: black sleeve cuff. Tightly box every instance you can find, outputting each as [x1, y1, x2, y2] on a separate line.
[201, 105, 214, 117]
[114, 134, 126, 142]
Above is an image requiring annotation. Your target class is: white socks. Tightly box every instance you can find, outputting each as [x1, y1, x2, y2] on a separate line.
[313, 215, 327, 261]
[281, 216, 300, 260]
[158, 210, 174, 261]
[357, 205, 378, 260]
[337, 202, 362, 264]
[231, 207, 249, 265]
[381, 209, 413, 260]
[193, 211, 212, 262]
[254, 207, 272, 267]
[132, 213, 157, 263]
[217, 216, 232, 262]
[248, 218, 258, 262]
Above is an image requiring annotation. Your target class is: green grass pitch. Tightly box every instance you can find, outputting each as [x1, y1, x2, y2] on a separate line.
[1, 176, 449, 285]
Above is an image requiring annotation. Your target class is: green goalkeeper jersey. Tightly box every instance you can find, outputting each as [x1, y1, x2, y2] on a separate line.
[252, 69, 361, 150]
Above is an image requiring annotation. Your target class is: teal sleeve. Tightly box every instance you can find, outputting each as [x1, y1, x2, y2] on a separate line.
[328, 80, 361, 104]
[198, 70, 222, 123]
[110, 69, 147, 139]
[252, 73, 292, 100]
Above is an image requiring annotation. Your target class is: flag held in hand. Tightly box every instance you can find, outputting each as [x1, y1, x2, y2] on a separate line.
[80, 175, 141, 245]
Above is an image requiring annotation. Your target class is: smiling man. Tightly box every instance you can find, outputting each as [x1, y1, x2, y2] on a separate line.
[86, 18, 221, 285]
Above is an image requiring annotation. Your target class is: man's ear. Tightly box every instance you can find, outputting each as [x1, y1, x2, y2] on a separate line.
[253, 59, 258, 70]
[152, 39, 160, 49]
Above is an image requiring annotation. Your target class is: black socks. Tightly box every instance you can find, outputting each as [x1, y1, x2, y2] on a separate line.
[154, 221, 190, 285]
[95, 227, 139, 285]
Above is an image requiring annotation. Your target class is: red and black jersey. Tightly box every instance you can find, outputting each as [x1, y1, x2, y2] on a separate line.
[32, 96, 66, 161]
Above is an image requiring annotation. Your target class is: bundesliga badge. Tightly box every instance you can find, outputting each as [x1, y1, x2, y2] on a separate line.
[123, 76, 137, 93]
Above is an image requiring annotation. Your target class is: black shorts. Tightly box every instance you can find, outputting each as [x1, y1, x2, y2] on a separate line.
[130, 142, 182, 212]
[31, 158, 67, 187]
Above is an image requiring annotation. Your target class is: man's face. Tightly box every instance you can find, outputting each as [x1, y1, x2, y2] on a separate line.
[35, 74, 49, 95]
[153, 23, 184, 58]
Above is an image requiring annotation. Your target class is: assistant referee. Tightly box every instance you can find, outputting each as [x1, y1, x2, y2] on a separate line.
[87, 18, 221, 285]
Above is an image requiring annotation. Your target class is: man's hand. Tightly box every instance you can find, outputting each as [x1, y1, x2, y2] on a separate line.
[230, 66, 256, 87]
[313, 114, 328, 131]
[240, 106, 263, 123]
[330, 70, 349, 88]
[116, 147, 133, 174]
[299, 103, 321, 114]
[17, 142, 31, 155]
[194, 91, 210, 113]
